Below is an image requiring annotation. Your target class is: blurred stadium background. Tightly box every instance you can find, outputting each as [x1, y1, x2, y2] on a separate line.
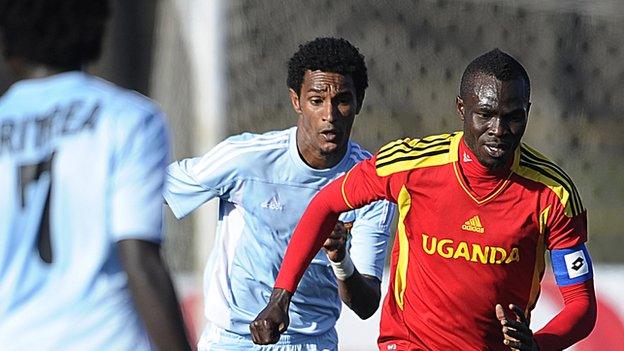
[1, 0, 622, 349]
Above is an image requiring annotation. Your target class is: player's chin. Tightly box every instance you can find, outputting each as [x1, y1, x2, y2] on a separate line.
[480, 155, 509, 169]
[318, 141, 342, 156]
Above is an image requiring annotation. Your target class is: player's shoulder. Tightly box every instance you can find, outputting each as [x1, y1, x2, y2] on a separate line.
[346, 140, 373, 164]
[214, 128, 291, 161]
[513, 143, 584, 216]
[375, 131, 460, 176]
[223, 128, 290, 148]
[190, 128, 290, 178]
[79, 76, 169, 151]
[85, 75, 162, 116]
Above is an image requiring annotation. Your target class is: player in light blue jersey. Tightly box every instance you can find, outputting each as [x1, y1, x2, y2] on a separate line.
[0, 1, 190, 350]
[165, 38, 396, 350]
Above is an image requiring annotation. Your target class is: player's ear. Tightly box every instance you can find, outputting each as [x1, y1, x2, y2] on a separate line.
[289, 88, 302, 115]
[455, 96, 465, 121]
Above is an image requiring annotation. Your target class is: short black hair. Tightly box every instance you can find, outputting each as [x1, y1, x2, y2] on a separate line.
[0, 0, 110, 70]
[460, 49, 530, 101]
[287, 37, 368, 108]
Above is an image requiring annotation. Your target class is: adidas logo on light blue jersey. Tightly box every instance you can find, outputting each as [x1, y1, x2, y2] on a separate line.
[261, 195, 284, 211]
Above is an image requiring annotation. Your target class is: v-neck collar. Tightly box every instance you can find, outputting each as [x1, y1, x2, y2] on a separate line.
[450, 133, 517, 205]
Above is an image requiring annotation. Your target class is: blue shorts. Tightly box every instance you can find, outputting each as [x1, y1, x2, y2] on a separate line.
[199, 324, 338, 351]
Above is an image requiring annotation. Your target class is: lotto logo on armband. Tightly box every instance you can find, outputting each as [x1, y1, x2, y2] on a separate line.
[564, 250, 589, 278]
[551, 244, 593, 286]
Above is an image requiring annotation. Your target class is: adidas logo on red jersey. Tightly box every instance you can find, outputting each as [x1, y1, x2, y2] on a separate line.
[462, 215, 484, 233]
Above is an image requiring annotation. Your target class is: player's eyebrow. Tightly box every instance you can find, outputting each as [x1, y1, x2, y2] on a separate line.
[503, 107, 526, 116]
[475, 104, 495, 111]
[306, 84, 354, 96]
[307, 86, 329, 93]
[334, 90, 354, 98]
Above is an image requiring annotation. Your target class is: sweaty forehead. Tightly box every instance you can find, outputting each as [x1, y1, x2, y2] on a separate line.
[473, 76, 498, 106]
[303, 70, 354, 92]
[470, 74, 527, 108]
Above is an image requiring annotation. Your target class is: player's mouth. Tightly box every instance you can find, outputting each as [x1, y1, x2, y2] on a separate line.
[483, 142, 508, 158]
[320, 129, 341, 142]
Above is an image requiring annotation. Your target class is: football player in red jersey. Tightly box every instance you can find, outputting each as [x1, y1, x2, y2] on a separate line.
[251, 49, 597, 351]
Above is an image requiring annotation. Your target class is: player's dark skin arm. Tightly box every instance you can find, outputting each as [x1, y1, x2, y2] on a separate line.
[337, 272, 381, 319]
[117, 239, 192, 351]
[250, 278, 381, 343]
[251, 288, 292, 345]
[324, 222, 381, 319]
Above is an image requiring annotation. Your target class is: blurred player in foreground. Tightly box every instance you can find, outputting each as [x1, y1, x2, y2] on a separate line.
[253, 49, 597, 350]
[0, 1, 191, 350]
[164, 37, 395, 350]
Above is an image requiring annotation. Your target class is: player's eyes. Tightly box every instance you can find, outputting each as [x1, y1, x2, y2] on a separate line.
[509, 113, 526, 122]
[337, 97, 352, 105]
[476, 112, 493, 119]
[310, 98, 323, 105]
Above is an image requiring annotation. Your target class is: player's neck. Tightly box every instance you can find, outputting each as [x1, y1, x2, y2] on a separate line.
[8, 58, 80, 81]
[297, 140, 346, 170]
[298, 148, 345, 169]
[24, 66, 77, 80]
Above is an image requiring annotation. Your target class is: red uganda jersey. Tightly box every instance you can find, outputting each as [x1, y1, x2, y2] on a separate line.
[275, 132, 588, 350]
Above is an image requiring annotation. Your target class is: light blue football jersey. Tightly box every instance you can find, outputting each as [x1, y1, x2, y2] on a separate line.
[164, 127, 395, 341]
[0, 72, 168, 350]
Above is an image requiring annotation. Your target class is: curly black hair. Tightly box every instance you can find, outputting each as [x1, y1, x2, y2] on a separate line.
[460, 49, 530, 102]
[287, 37, 368, 108]
[0, 0, 110, 69]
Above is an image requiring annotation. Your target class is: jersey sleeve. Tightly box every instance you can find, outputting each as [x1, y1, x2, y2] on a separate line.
[545, 186, 593, 287]
[275, 155, 396, 293]
[545, 196, 588, 250]
[110, 111, 169, 243]
[349, 200, 396, 280]
[341, 155, 398, 207]
[163, 137, 241, 219]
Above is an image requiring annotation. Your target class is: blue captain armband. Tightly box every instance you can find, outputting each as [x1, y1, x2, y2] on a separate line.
[550, 244, 594, 286]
